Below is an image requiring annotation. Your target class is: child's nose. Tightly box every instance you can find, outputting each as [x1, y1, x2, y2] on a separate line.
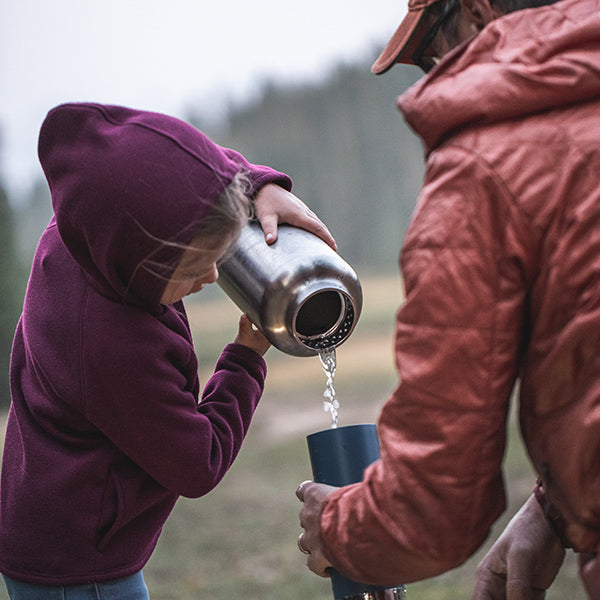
[205, 264, 219, 284]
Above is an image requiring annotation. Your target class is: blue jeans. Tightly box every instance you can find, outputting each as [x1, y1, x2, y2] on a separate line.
[2, 572, 149, 600]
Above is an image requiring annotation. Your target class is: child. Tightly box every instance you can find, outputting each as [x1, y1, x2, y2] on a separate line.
[0, 103, 328, 599]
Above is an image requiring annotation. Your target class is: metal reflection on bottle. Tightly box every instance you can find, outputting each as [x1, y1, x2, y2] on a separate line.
[217, 222, 362, 357]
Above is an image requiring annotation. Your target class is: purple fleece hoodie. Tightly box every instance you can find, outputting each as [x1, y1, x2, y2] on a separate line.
[0, 103, 292, 585]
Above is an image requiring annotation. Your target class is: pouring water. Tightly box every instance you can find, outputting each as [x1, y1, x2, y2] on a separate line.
[318, 348, 339, 428]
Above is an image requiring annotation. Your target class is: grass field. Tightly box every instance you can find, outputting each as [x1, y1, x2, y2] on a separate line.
[0, 274, 586, 599]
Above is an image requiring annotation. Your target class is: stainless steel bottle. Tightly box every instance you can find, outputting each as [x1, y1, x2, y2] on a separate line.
[217, 221, 362, 357]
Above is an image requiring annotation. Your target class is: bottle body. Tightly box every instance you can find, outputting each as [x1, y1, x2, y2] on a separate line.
[217, 222, 362, 357]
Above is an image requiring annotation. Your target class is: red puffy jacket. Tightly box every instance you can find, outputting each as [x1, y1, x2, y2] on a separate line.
[320, 0, 600, 585]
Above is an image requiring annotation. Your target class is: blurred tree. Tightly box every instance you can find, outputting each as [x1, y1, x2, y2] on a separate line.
[14, 178, 52, 263]
[191, 53, 425, 269]
[0, 180, 24, 409]
[13, 55, 426, 273]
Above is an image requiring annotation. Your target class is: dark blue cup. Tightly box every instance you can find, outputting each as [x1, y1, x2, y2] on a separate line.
[306, 424, 405, 600]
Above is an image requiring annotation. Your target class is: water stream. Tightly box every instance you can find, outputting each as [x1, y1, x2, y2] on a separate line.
[318, 348, 339, 428]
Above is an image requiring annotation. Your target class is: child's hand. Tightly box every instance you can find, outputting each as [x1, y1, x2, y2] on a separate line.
[234, 315, 271, 356]
[254, 183, 337, 250]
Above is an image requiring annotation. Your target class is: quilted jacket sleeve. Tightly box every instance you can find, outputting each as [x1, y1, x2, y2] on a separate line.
[318, 145, 538, 585]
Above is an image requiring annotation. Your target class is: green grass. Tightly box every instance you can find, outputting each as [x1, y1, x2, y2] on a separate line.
[0, 274, 587, 599]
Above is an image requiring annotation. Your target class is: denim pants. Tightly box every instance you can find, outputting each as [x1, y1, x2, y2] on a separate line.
[2, 571, 149, 600]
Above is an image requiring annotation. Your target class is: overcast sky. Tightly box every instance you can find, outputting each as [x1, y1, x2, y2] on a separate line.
[0, 0, 409, 199]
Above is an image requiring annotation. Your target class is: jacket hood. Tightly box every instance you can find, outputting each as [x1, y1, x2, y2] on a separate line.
[38, 102, 244, 311]
[398, 0, 600, 151]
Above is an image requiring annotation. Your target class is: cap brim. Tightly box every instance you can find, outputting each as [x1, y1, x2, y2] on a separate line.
[371, 8, 428, 74]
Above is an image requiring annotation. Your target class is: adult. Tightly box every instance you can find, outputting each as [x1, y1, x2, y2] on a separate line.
[296, 0, 600, 596]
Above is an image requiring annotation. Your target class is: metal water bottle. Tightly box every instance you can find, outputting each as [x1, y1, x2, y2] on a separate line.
[217, 221, 362, 357]
[307, 424, 407, 600]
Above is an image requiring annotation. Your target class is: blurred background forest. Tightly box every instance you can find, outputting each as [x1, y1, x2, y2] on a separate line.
[0, 55, 423, 409]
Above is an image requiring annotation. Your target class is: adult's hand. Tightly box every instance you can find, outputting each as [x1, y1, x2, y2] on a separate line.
[296, 480, 337, 577]
[472, 494, 565, 599]
[580, 547, 600, 599]
[254, 184, 337, 250]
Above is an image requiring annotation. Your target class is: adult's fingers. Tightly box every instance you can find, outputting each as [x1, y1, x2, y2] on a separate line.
[296, 480, 312, 502]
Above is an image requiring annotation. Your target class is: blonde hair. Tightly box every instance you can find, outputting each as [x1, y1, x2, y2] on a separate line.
[193, 169, 253, 252]
[139, 169, 253, 283]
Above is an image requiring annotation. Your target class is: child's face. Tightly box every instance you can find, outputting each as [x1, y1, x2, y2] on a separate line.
[160, 237, 230, 305]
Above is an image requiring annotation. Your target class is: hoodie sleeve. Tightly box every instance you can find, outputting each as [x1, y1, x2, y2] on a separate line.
[317, 146, 535, 585]
[81, 298, 266, 499]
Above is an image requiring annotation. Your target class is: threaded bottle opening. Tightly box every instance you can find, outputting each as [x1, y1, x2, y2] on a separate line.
[294, 290, 356, 351]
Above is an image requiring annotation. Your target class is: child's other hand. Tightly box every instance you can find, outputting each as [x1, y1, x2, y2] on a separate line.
[234, 315, 271, 356]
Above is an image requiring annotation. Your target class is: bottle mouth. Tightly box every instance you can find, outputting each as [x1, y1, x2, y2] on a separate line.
[294, 290, 356, 351]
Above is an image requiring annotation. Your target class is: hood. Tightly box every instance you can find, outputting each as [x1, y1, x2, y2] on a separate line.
[38, 102, 244, 311]
[398, 0, 600, 151]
